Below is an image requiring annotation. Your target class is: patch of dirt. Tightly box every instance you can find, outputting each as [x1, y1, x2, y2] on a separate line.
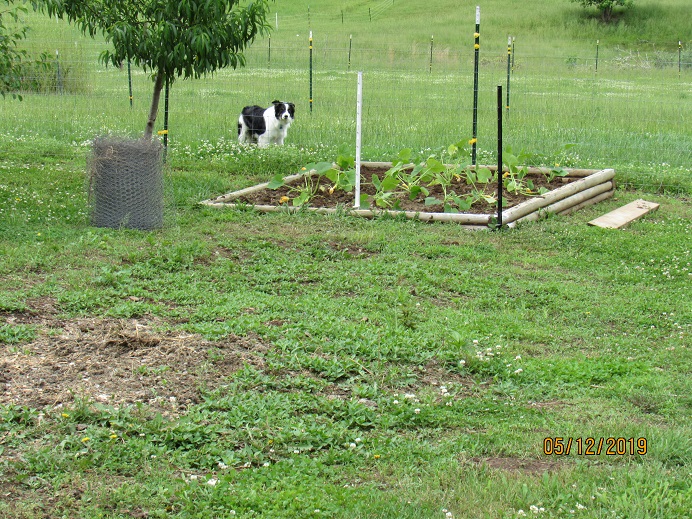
[470, 456, 563, 474]
[234, 165, 578, 214]
[0, 317, 270, 416]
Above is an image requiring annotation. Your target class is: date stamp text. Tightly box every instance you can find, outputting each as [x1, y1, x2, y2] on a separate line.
[543, 437, 647, 456]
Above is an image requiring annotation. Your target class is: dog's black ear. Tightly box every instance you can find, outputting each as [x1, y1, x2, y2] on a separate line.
[288, 103, 295, 115]
[271, 100, 281, 105]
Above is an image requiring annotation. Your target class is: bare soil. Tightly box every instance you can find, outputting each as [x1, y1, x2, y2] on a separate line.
[1, 312, 270, 416]
[234, 165, 578, 214]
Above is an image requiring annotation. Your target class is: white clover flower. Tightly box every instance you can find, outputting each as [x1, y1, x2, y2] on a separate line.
[517, 511, 527, 517]
[414, 408, 421, 414]
[206, 478, 218, 486]
[514, 368, 523, 374]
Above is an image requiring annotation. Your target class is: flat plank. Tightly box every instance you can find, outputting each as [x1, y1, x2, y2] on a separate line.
[588, 199, 660, 229]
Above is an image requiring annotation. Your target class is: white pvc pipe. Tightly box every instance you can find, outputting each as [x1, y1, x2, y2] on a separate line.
[354, 71, 363, 208]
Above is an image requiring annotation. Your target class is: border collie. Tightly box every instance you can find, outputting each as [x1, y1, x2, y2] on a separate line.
[237, 100, 295, 147]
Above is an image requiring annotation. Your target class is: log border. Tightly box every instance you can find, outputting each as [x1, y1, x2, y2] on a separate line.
[200, 164, 615, 228]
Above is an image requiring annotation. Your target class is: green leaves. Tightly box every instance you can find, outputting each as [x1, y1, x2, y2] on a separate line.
[42, 0, 271, 81]
[267, 174, 286, 190]
[0, 1, 29, 99]
[39, 0, 271, 136]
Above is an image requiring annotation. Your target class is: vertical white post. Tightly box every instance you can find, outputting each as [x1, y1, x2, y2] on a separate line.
[354, 71, 363, 209]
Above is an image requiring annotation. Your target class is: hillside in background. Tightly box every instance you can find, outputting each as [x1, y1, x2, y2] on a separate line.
[264, 0, 689, 54]
[19, 0, 691, 59]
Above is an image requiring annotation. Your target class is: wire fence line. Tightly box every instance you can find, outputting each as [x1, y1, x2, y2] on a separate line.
[274, 0, 396, 27]
[1, 38, 690, 193]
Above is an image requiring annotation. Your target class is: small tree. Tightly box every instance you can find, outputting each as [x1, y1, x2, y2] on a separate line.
[41, 0, 271, 139]
[0, 0, 29, 99]
[571, 0, 634, 22]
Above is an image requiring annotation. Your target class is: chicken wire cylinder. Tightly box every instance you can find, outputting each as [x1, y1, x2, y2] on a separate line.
[89, 137, 164, 230]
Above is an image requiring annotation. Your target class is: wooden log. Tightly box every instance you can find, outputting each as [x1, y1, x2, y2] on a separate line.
[514, 182, 614, 224]
[501, 169, 615, 224]
[364, 162, 601, 177]
[200, 202, 492, 225]
[468, 165, 601, 178]
[558, 190, 614, 216]
[202, 171, 308, 204]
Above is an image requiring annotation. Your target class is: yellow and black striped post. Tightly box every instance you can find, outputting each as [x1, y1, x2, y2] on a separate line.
[127, 60, 133, 108]
[506, 36, 512, 119]
[429, 35, 434, 73]
[471, 6, 480, 166]
[679, 41, 683, 79]
[157, 77, 170, 161]
[595, 39, 599, 73]
[348, 34, 352, 71]
[309, 31, 313, 113]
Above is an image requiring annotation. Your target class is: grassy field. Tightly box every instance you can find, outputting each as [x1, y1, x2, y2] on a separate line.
[1, 0, 691, 517]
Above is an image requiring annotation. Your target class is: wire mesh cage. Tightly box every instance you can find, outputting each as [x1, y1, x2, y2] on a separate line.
[89, 137, 164, 230]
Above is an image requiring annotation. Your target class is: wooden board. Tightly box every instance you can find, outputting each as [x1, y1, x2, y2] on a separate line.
[588, 199, 660, 229]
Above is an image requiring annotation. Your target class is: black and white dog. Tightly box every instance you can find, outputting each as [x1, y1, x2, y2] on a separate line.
[237, 100, 295, 147]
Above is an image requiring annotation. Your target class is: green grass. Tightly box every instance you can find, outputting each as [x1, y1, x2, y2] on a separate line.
[1, 0, 690, 193]
[1, 0, 691, 517]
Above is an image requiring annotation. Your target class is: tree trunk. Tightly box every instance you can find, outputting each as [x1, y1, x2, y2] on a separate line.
[144, 71, 165, 140]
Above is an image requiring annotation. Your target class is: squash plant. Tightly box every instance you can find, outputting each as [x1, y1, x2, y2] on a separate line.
[269, 140, 571, 212]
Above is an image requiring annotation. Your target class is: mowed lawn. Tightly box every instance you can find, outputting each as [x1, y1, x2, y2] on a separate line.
[1, 0, 691, 517]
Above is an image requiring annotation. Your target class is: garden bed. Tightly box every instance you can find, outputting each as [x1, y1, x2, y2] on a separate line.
[202, 162, 615, 228]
